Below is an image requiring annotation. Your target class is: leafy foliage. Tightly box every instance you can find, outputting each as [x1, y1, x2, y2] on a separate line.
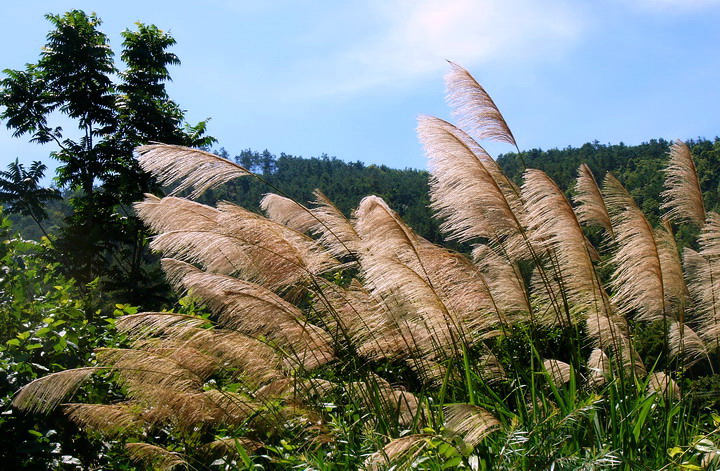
[0, 213, 132, 468]
[0, 10, 214, 308]
[0, 159, 60, 239]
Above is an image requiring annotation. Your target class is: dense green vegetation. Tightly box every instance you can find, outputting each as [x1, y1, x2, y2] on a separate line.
[0, 213, 135, 468]
[0, 10, 214, 309]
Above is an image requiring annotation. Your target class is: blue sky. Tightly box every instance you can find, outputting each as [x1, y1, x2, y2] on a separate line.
[1, 0, 719, 174]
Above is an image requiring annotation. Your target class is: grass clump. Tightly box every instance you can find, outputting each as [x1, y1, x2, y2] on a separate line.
[12, 63, 720, 470]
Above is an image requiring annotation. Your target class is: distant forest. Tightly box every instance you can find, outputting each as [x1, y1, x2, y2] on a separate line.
[9, 137, 720, 243]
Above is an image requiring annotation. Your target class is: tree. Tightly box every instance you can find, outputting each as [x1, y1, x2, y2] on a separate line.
[0, 11, 214, 307]
[0, 159, 60, 239]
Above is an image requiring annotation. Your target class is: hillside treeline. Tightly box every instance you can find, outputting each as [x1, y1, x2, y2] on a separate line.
[11, 137, 720, 244]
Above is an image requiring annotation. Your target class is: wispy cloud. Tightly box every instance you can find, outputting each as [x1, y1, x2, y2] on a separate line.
[300, 0, 584, 96]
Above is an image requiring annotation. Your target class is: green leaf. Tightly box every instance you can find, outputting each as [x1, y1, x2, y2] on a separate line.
[35, 327, 51, 337]
[442, 456, 463, 469]
[680, 463, 703, 470]
[668, 446, 683, 458]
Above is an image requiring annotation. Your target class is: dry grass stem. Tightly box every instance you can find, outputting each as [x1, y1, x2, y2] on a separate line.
[137, 144, 250, 198]
[574, 163, 614, 237]
[444, 403, 500, 447]
[126, 442, 187, 471]
[445, 61, 517, 148]
[661, 140, 706, 226]
[13, 367, 100, 414]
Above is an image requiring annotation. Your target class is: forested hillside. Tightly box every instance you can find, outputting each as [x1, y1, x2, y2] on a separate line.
[497, 137, 720, 222]
[200, 149, 442, 242]
[11, 137, 720, 245]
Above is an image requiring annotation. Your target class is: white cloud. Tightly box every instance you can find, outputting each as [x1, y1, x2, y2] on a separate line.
[304, 0, 585, 96]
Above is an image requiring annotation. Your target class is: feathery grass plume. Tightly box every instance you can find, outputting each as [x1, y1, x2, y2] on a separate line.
[586, 313, 630, 355]
[418, 115, 526, 259]
[310, 278, 396, 358]
[356, 195, 499, 334]
[621, 347, 648, 379]
[472, 244, 531, 316]
[135, 195, 221, 235]
[126, 384, 221, 429]
[138, 343, 220, 379]
[424, 117, 522, 211]
[260, 193, 316, 233]
[361, 253, 458, 359]
[413, 239, 501, 333]
[13, 367, 100, 414]
[218, 201, 341, 281]
[543, 359, 572, 385]
[586, 313, 646, 378]
[574, 163, 614, 237]
[309, 189, 362, 258]
[527, 265, 574, 327]
[136, 144, 251, 198]
[354, 196, 468, 355]
[255, 378, 336, 402]
[392, 390, 423, 428]
[698, 211, 720, 261]
[173, 209, 334, 290]
[603, 173, 666, 321]
[587, 311, 647, 378]
[683, 248, 720, 347]
[116, 312, 283, 384]
[364, 434, 432, 470]
[523, 168, 611, 320]
[602, 173, 637, 214]
[478, 351, 507, 383]
[261, 191, 361, 259]
[349, 376, 423, 428]
[162, 259, 334, 370]
[656, 220, 688, 312]
[279, 322, 336, 371]
[587, 348, 611, 387]
[647, 372, 681, 400]
[126, 442, 187, 471]
[162, 259, 304, 332]
[63, 403, 142, 437]
[406, 358, 453, 387]
[202, 437, 263, 461]
[202, 389, 261, 425]
[661, 140, 706, 226]
[354, 195, 426, 267]
[138, 196, 338, 290]
[116, 312, 210, 341]
[668, 321, 708, 368]
[444, 403, 500, 447]
[96, 348, 205, 391]
[188, 329, 283, 386]
[445, 61, 517, 148]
